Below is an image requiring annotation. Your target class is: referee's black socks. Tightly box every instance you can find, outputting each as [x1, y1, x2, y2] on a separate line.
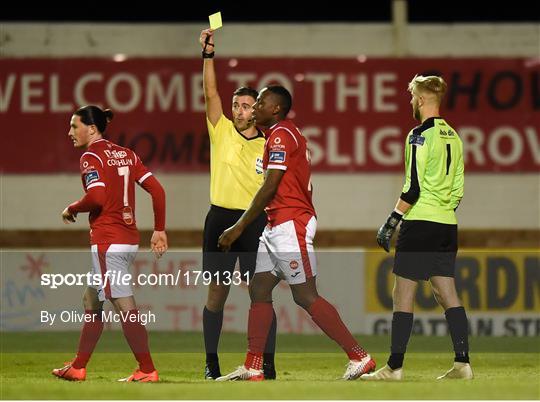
[445, 306, 470, 363]
[203, 306, 223, 363]
[387, 311, 414, 370]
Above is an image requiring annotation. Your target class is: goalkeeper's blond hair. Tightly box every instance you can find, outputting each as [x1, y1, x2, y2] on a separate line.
[408, 75, 447, 104]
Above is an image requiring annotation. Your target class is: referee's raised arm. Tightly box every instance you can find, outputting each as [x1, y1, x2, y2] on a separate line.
[200, 28, 223, 126]
[197, 28, 275, 380]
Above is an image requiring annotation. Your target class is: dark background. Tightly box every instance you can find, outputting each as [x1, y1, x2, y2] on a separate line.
[2, 1, 539, 22]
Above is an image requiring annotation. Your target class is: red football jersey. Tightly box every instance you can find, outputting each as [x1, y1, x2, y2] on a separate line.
[262, 120, 316, 226]
[79, 139, 152, 244]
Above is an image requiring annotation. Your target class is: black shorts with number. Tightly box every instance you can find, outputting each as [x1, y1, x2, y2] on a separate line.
[393, 220, 458, 281]
[203, 205, 266, 282]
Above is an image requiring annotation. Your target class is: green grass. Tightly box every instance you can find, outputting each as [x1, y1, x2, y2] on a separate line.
[1, 332, 539, 399]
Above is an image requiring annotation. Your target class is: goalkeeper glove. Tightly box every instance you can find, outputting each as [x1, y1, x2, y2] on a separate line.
[376, 211, 403, 252]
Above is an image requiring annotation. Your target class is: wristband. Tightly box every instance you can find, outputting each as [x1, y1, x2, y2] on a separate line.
[387, 210, 403, 228]
[202, 51, 215, 59]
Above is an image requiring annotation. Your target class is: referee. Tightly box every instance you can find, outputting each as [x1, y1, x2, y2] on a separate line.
[362, 75, 473, 381]
[199, 28, 276, 380]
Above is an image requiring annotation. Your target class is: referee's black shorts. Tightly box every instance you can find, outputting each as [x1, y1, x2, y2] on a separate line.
[203, 205, 266, 282]
[393, 220, 458, 281]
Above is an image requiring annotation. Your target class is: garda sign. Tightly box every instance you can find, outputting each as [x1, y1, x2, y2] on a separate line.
[365, 250, 540, 336]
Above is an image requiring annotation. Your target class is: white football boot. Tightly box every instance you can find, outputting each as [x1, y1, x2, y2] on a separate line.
[437, 362, 474, 380]
[342, 355, 376, 380]
[360, 364, 403, 381]
[215, 365, 264, 381]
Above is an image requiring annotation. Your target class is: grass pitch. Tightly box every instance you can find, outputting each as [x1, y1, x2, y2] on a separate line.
[1, 332, 538, 399]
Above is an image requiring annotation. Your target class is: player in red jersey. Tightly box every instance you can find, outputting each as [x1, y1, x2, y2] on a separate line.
[52, 105, 167, 382]
[216, 86, 375, 381]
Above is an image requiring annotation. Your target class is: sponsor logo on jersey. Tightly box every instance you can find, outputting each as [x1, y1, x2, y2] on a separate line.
[273, 137, 282, 144]
[255, 157, 263, 174]
[270, 144, 285, 150]
[104, 150, 128, 159]
[104, 149, 133, 166]
[291, 271, 301, 278]
[269, 151, 286, 163]
[409, 135, 425, 146]
[84, 170, 100, 186]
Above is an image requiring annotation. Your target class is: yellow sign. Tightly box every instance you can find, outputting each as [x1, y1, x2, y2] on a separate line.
[209, 12, 222, 30]
[365, 249, 540, 312]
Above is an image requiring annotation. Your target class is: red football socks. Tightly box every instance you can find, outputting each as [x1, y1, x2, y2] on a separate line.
[245, 302, 274, 370]
[121, 309, 155, 373]
[72, 309, 104, 369]
[308, 297, 367, 360]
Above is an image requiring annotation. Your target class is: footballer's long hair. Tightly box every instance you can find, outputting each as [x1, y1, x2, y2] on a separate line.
[75, 105, 114, 133]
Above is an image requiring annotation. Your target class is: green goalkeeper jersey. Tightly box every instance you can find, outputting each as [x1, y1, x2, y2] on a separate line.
[400, 117, 464, 225]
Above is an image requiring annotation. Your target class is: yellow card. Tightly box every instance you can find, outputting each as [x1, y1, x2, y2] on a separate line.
[209, 12, 222, 30]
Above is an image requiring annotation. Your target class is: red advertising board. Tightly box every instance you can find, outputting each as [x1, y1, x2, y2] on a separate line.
[1, 58, 538, 173]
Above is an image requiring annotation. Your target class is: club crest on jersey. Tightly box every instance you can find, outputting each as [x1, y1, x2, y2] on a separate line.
[255, 157, 263, 174]
[84, 170, 100, 186]
[122, 206, 134, 225]
[269, 151, 286, 163]
[409, 135, 425, 146]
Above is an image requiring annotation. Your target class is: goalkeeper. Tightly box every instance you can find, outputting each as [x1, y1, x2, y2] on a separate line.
[363, 75, 472, 381]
